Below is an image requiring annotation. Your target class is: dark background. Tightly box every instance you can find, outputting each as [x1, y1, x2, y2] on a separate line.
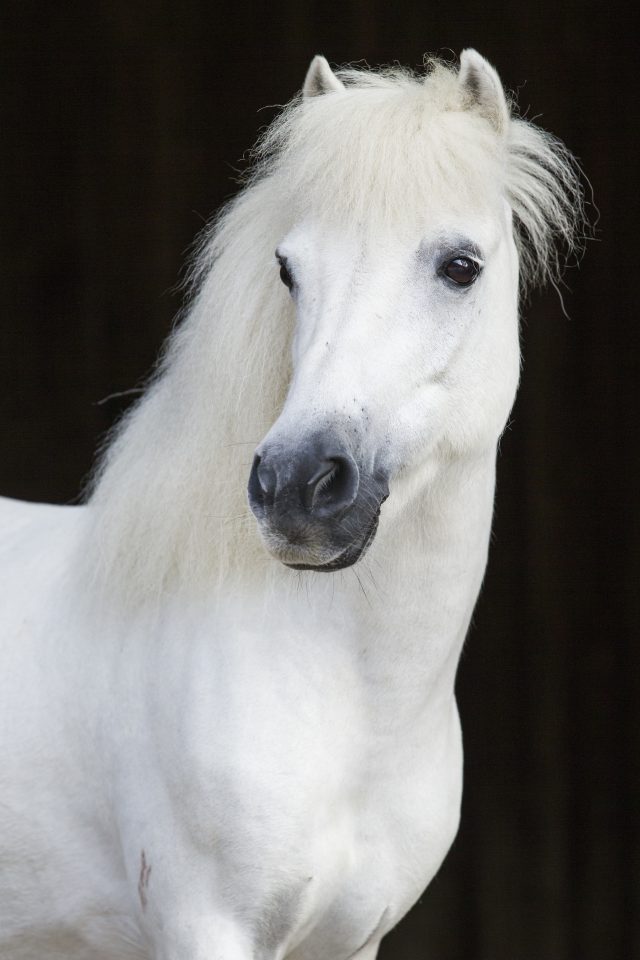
[1, 2, 637, 959]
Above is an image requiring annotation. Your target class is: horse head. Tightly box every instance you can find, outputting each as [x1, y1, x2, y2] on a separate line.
[248, 52, 522, 570]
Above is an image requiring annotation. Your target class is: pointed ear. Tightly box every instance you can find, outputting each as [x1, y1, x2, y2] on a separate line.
[458, 49, 510, 135]
[303, 55, 345, 98]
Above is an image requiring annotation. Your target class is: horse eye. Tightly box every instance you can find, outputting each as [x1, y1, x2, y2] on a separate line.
[442, 257, 480, 286]
[278, 260, 294, 291]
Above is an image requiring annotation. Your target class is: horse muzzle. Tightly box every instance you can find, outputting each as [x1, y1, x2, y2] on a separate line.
[247, 433, 389, 570]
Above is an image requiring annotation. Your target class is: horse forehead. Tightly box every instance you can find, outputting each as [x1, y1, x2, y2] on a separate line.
[282, 211, 505, 267]
[279, 222, 359, 264]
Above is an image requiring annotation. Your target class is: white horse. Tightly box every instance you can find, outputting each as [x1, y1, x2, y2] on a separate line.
[0, 51, 581, 960]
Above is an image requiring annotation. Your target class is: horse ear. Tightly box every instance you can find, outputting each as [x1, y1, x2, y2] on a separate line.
[303, 55, 345, 97]
[458, 49, 510, 135]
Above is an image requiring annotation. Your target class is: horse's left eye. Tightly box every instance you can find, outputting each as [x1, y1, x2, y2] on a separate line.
[442, 257, 480, 286]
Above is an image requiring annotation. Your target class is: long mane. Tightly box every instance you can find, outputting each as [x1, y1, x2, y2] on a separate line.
[84, 60, 583, 603]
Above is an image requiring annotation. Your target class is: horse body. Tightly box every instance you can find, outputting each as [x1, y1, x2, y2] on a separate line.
[0, 459, 482, 959]
[0, 51, 581, 960]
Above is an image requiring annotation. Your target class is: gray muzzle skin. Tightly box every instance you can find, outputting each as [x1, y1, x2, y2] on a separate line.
[248, 431, 389, 571]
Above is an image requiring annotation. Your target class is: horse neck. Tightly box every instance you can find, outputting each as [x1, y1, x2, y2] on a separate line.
[367, 449, 496, 706]
[85, 447, 496, 749]
[259, 447, 497, 733]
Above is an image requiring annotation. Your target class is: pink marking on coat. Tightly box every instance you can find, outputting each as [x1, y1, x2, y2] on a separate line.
[138, 849, 152, 910]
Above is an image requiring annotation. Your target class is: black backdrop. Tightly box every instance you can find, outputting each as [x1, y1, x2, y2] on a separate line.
[1, 3, 638, 959]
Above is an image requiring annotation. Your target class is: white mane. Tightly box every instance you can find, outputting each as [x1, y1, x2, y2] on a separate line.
[84, 60, 583, 603]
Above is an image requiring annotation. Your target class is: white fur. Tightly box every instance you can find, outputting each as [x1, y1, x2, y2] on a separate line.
[84, 55, 582, 603]
[0, 52, 582, 960]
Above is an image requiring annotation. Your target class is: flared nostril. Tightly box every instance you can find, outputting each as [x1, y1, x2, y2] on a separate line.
[257, 461, 274, 497]
[305, 459, 338, 510]
[247, 454, 262, 509]
[248, 453, 277, 512]
[307, 454, 359, 517]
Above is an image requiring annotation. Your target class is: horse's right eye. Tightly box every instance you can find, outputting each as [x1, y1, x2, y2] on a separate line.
[442, 256, 480, 286]
[278, 259, 294, 291]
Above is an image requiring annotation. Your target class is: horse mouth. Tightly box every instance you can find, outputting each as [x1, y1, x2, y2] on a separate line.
[283, 505, 382, 572]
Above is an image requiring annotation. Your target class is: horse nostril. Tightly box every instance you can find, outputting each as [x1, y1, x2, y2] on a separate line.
[248, 453, 276, 510]
[306, 459, 339, 509]
[306, 455, 359, 516]
[257, 462, 273, 496]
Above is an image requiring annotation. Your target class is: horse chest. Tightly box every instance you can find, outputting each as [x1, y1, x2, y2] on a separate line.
[230, 723, 463, 960]
[116, 616, 463, 959]
[260, 765, 460, 960]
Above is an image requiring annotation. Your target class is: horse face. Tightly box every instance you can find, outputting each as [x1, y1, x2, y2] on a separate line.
[248, 211, 520, 570]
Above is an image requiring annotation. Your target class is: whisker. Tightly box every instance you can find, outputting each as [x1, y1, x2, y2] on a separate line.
[222, 440, 261, 448]
[352, 567, 372, 608]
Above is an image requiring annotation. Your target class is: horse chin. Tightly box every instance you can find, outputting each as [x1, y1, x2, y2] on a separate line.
[284, 542, 368, 572]
[274, 508, 382, 573]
